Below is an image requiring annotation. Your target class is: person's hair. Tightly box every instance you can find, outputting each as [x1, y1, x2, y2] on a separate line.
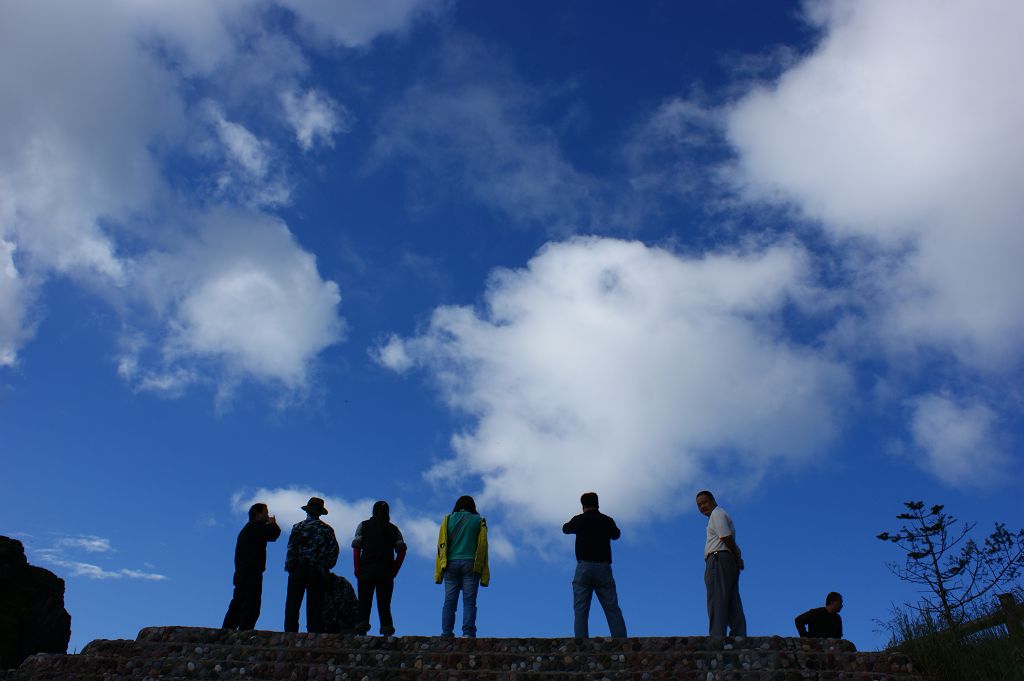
[372, 500, 390, 522]
[695, 490, 715, 502]
[452, 495, 477, 514]
[248, 503, 268, 521]
[580, 492, 599, 509]
[826, 592, 843, 606]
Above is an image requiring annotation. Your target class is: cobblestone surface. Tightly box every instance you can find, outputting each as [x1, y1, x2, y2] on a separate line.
[6, 626, 927, 681]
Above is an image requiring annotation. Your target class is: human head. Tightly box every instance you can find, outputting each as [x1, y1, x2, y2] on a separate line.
[301, 496, 329, 516]
[580, 492, 599, 510]
[372, 500, 390, 522]
[452, 495, 477, 514]
[248, 503, 268, 521]
[695, 490, 717, 517]
[825, 592, 843, 613]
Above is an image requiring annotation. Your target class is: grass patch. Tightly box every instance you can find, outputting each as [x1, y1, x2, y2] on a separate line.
[884, 597, 1024, 681]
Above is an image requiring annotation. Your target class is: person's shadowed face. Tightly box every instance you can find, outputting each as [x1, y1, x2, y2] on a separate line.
[696, 493, 716, 517]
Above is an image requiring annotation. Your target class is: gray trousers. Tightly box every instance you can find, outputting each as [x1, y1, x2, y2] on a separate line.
[705, 551, 747, 637]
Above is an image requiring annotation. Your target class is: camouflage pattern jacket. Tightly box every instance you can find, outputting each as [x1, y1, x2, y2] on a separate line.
[285, 517, 339, 572]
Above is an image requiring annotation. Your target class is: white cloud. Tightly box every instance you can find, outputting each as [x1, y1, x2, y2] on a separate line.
[485, 530, 516, 563]
[56, 536, 113, 553]
[35, 537, 167, 581]
[0, 0, 421, 388]
[0, 240, 33, 366]
[725, 0, 1024, 369]
[281, 88, 350, 151]
[276, 0, 440, 48]
[126, 209, 344, 391]
[136, 368, 200, 397]
[210, 106, 271, 180]
[0, 0, 176, 293]
[203, 102, 293, 207]
[43, 557, 168, 581]
[907, 393, 1008, 488]
[123, 0, 257, 77]
[373, 334, 414, 373]
[376, 237, 852, 529]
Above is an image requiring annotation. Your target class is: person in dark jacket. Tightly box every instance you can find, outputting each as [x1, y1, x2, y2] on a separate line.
[222, 503, 281, 630]
[351, 501, 407, 636]
[322, 572, 360, 634]
[795, 592, 844, 638]
[562, 492, 627, 639]
[284, 497, 340, 633]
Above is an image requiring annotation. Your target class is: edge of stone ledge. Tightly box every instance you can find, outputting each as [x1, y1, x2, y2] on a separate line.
[133, 625, 858, 653]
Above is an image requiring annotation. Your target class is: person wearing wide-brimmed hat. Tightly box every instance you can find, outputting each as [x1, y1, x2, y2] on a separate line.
[284, 496, 339, 633]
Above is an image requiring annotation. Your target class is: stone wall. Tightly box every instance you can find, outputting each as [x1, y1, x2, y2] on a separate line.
[6, 626, 926, 680]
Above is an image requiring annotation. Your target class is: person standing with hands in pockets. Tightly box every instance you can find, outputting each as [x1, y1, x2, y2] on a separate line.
[435, 496, 489, 638]
[696, 490, 746, 637]
[352, 500, 407, 636]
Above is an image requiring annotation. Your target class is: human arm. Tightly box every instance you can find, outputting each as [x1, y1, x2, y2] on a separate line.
[721, 535, 743, 570]
[562, 516, 577, 534]
[391, 526, 408, 577]
[264, 517, 282, 542]
[352, 547, 360, 578]
[284, 528, 297, 572]
[608, 516, 621, 541]
[795, 609, 812, 637]
[709, 510, 743, 569]
[322, 524, 340, 571]
[393, 549, 407, 577]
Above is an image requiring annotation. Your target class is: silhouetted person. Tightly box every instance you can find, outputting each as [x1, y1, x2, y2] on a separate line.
[322, 572, 359, 634]
[284, 497, 339, 633]
[562, 492, 627, 639]
[696, 490, 747, 637]
[435, 495, 490, 638]
[795, 592, 844, 638]
[352, 500, 407, 636]
[223, 503, 281, 630]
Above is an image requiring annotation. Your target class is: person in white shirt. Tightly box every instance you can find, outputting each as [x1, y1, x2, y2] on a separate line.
[696, 490, 747, 637]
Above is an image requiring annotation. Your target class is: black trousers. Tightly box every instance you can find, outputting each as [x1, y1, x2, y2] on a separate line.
[356, 565, 395, 635]
[223, 572, 263, 630]
[285, 564, 328, 633]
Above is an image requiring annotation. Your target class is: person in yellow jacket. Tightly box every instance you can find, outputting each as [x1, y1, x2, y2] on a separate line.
[434, 495, 489, 637]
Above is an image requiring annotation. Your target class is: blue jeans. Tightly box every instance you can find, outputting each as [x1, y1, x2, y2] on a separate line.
[572, 561, 627, 638]
[442, 559, 480, 636]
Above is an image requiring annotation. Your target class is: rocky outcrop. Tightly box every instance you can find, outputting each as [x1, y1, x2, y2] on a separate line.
[6, 626, 926, 680]
[0, 537, 72, 670]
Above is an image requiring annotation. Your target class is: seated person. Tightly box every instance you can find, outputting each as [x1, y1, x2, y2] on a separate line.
[795, 592, 843, 638]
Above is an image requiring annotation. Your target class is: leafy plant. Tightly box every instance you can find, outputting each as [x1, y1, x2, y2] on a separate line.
[877, 501, 1024, 633]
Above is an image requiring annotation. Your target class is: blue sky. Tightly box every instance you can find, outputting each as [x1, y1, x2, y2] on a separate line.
[2, 0, 1022, 653]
